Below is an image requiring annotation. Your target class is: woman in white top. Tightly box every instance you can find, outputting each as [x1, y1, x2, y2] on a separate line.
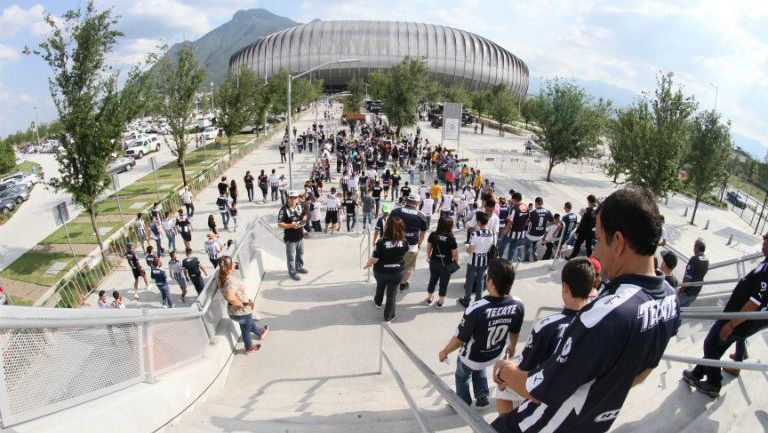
[440, 193, 455, 219]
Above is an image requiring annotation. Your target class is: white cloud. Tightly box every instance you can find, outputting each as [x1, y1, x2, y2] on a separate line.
[0, 44, 19, 63]
[128, 0, 213, 35]
[0, 4, 45, 38]
[110, 38, 163, 67]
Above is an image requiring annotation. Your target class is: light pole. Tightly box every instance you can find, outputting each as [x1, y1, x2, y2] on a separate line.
[32, 106, 40, 145]
[286, 58, 359, 189]
[210, 81, 214, 118]
[710, 83, 718, 110]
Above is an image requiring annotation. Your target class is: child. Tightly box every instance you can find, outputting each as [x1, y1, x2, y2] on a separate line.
[110, 290, 125, 309]
[494, 257, 595, 415]
[134, 213, 149, 252]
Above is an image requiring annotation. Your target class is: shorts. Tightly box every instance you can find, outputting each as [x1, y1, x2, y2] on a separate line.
[131, 268, 145, 279]
[325, 211, 339, 224]
[403, 250, 418, 272]
[137, 230, 147, 241]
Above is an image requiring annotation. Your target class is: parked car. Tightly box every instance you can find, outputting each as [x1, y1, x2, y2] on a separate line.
[239, 124, 264, 134]
[0, 186, 29, 204]
[1, 172, 37, 188]
[726, 191, 748, 209]
[202, 127, 219, 141]
[0, 196, 15, 214]
[0, 181, 27, 194]
[125, 136, 160, 159]
[107, 156, 137, 174]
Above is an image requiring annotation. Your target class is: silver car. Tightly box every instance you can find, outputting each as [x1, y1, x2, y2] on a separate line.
[108, 156, 137, 174]
[0, 187, 29, 205]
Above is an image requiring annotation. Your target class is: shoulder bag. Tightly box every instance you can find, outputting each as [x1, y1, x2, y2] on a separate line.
[436, 235, 461, 274]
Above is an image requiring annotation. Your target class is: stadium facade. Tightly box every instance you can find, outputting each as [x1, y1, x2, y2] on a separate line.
[229, 20, 529, 96]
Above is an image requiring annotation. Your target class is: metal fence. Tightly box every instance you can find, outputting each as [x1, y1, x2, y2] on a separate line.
[469, 152, 604, 177]
[0, 217, 282, 427]
[723, 186, 768, 235]
[40, 128, 282, 308]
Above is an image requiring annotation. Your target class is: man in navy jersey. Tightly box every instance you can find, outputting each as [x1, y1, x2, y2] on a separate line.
[495, 257, 595, 415]
[389, 194, 428, 292]
[558, 202, 578, 256]
[523, 197, 553, 262]
[440, 258, 524, 408]
[682, 233, 768, 397]
[491, 187, 680, 433]
[500, 192, 529, 262]
[569, 194, 598, 259]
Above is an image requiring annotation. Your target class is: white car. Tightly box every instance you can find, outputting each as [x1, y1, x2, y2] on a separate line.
[202, 127, 220, 141]
[125, 136, 161, 159]
[1, 172, 37, 188]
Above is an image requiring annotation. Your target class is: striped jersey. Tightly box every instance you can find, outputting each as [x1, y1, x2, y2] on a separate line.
[506, 203, 529, 239]
[469, 228, 496, 267]
[324, 194, 340, 211]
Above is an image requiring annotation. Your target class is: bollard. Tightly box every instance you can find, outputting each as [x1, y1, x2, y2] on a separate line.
[726, 234, 733, 246]
[704, 220, 710, 230]
[683, 207, 688, 217]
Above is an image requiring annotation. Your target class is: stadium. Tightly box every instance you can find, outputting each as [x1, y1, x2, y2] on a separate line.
[229, 20, 529, 96]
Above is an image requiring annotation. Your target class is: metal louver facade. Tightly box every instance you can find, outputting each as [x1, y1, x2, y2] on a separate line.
[229, 20, 529, 96]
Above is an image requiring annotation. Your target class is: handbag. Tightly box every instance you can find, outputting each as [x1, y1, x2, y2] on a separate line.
[435, 235, 461, 274]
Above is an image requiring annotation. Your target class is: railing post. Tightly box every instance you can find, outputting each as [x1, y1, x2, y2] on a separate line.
[141, 309, 157, 383]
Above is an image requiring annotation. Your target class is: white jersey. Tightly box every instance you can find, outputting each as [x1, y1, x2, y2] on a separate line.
[441, 194, 454, 212]
[422, 198, 434, 216]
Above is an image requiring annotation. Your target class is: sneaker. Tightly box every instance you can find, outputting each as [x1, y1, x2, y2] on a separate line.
[476, 396, 490, 407]
[373, 300, 383, 309]
[245, 344, 261, 355]
[425, 297, 434, 306]
[436, 301, 444, 309]
[289, 273, 301, 281]
[399, 282, 410, 292]
[691, 380, 720, 398]
[133, 293, 140, 300]
[681, 370, 701, 387]
[385, 316, 395, 324]
[297, 268, 309, 274]
[457, 298, 469, 308]
[258, 325, 269, 341]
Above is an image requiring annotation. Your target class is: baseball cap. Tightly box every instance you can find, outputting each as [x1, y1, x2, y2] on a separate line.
[288, 190, 300, 198]
[381, 203, 392, 213]
[407, 193, 420, 202]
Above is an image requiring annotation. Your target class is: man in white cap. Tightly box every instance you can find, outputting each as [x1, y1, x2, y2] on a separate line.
[278, 190, 309, 280]
[389, 193, 428, 292]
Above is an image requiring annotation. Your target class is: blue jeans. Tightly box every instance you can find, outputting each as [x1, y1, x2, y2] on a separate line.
[506, 238, 525, 261]
[229, 313, 265, 351]
[523, 237, 540, 261]
[346, 213, 356, 231]
[464, 264, 487, 303]
[497, 235, 510, 259]
[362, 212, 373, 229]
[271, 186, 279, 201]
[158, 283, 173, 308]
[220, 211, 230, 229]
[165, 230, 176, 253]
[286, 239, 304, 276]
[455, 357, 489, 405]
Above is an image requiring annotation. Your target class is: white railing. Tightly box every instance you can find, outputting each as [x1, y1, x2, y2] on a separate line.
[0, 217, 282, 427]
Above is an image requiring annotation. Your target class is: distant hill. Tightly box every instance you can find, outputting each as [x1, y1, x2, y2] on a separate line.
[166, 8, 299, 85]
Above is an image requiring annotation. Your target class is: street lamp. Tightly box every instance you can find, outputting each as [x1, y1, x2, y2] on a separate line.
[286, 58, 359, 189]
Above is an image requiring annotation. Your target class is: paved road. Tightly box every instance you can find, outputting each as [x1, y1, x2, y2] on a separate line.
[0, 134, 212, 270]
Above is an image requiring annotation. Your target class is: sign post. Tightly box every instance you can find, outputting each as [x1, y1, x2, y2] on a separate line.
[149, 156, 161, 201]
[54, 202, 79, 271]
[442, 102, 463, 155]
[111, 174, 125, 225]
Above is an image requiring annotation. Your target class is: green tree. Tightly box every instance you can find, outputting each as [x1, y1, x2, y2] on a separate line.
[533, 79, 610, 182]
[344, 75, 366, 111]
[470, 90, 491, 119]
[443, 85, 471, 107]
[520, 96, 541, 129]
[215, 67, 263, 157]
[153, 42, 206, 186]
[605, 104, 654, 183]
[265, 70, 322, 118]
[25, 1, 124, 255]
[623, 72, 697, 197]
[377, 57, 429, 135]
[684, 110, 732, 224]
[489, 88, 518, 136]
[0, 141, 15, 174]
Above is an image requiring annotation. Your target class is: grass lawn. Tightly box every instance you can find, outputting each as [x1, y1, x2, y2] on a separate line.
[1, 250, 84, 287]
[40, 222, 121, 245]
[16, 160, 42, 175]
[729, 175, 767, 200]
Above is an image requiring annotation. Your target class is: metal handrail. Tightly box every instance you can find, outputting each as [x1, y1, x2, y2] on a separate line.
[680, 310, 768, 320]
[379, 324, 497, 433]
[661, 354, 768, 371]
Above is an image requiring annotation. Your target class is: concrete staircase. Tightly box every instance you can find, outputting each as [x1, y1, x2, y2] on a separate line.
[163, 231, 768, 433]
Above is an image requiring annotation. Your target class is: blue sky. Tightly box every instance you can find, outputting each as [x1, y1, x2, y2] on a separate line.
[1, 0, 766, 156]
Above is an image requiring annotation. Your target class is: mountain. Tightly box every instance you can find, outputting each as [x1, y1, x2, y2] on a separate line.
[168, 8, 300, 85]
